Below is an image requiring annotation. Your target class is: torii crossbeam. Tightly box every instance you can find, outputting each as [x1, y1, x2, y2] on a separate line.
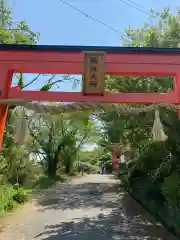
[0, 44, 180, 150]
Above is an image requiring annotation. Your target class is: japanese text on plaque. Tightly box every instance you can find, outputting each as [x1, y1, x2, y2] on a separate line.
[89, 57, 99, 88]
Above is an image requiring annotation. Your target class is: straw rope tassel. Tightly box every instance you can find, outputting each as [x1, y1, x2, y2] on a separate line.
[16, 108, 28, 145]
[152, 109, 167, 142]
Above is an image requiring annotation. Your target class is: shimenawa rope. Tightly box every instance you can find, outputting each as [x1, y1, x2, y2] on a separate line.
[2, 99, 178, 145]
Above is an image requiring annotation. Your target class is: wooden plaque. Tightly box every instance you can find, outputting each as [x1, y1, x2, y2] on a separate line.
[82, 51, 105, 95]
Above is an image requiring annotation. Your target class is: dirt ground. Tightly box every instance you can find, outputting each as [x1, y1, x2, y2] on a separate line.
[0, 174, 177, 239]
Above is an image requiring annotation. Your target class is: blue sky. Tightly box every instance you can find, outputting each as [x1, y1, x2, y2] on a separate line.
[10, 0, 179, 91]
[11, 0, 179, 46]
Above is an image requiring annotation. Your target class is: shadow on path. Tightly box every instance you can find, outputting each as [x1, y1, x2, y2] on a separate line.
[35, 176, 177, 240]
[37, 182, 118, 211]
[35, 210, 170, 240]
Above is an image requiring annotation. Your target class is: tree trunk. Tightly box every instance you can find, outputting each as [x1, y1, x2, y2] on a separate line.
[65, 161, 71, 174]
[47, 159, 57, 179]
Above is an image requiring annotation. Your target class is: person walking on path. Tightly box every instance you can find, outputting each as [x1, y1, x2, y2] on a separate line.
[100, 162, 105, 175]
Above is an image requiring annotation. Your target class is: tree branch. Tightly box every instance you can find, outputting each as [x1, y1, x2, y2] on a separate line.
[22, 74, 41, 89]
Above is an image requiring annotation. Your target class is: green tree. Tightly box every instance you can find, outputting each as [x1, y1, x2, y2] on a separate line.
[0, 8, 65, 188]
[0, 8, 77, 149]
[100, 8, 180, 153]
[103, 8, 180, 232]
[29, 112, 96, 178]
[77, 148, 102, 174]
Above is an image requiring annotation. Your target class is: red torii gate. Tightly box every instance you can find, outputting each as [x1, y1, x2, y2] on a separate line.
[0, 44, 180, 151]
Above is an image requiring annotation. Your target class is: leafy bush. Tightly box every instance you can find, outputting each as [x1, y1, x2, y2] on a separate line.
[12, 188, 28, 204]
[0, 185, 29, 216]
[4, 198, 15, 212]
[0, 186, 15, 214]
[118, 140, 180, 237]
[34, 175, 56, 189]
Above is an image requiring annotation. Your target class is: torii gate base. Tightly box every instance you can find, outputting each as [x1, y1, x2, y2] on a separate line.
[0, 44, 180, 150]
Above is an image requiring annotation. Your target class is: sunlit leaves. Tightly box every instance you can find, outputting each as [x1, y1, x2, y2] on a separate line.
[17, 73, 24, 89]
[0, 9, 39, 44]
[101, 8, 180, 150]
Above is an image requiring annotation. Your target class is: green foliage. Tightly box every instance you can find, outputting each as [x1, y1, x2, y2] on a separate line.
[12, 188, 28, 204]
[29, 113, 96, 178]
[33, 175, 63, 190]
[161, 173, 180, 210]
[40, 82, 55, 91]
[99, 151, 113, 173]
[0, 9, 39, 44]
[1, 7, 180, 235]
[0, 186, 15, 214]
[78, 148, 101, 172]
[0, 7, 100, 219]
[100, 8, 180, 151]
[99, 7, 180, 235]
[0, 8, 43, 200]
[119, 129, 180, 233]
[17, 73, 24, 89]
[0, 186, 29, 215]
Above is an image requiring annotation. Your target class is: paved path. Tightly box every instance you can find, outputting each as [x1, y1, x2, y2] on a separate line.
[0, 175, 177, 239]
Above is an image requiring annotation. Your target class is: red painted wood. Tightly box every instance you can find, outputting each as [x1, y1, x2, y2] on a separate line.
[0, 68, 13, 151]
[0, 47, 179, 150]
[9, 89, 178, 104]
[0, 51, 179, 76]
[1, 51, 180, 65]
[174, 73, 180, 118]
[113, 152, 119, 170]
[7, 62, 178, 76]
